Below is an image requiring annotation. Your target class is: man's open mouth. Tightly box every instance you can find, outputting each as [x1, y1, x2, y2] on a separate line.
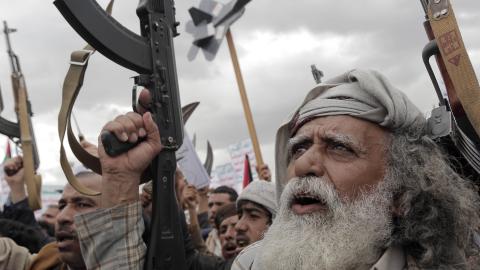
[236, 235, 250, 248]
[55, 231, 76, 242]
[224, 242, 237, 252]
[291, 193, 328, 215]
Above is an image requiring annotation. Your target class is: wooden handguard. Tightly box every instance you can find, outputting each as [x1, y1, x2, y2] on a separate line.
[427, 0, 480, 137]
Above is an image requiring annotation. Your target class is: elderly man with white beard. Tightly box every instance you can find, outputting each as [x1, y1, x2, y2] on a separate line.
[232, 69, 480, 270]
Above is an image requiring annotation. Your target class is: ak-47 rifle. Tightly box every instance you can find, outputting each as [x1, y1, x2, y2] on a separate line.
[53, 0, 187, 269]
[0, 21, 42, 210]
[420, 0, 480, 181]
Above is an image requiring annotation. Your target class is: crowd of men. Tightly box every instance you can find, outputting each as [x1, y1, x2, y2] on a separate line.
[1, 68, 480, 269]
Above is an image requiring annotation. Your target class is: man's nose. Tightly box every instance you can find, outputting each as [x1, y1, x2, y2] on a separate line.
[225, 225, 236, 240]
[292, 147, 325, 178]
[210, 208, 217, 218]
[235, 216, 247, 232]
[56, 205, 74, 226]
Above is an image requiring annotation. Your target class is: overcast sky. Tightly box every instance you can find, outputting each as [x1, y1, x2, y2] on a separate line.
[0, 0, 479, 186]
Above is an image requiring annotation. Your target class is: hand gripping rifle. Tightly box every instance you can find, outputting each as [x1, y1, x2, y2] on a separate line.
[53, 0, 187, 269]
[0, 21, 42, 210]
[420, 0, 480, 180]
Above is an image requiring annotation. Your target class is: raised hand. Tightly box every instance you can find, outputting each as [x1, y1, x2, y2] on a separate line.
[4, 156, 27, 203]
[98, 111, 162, 207]
[182, 185, 199, 210]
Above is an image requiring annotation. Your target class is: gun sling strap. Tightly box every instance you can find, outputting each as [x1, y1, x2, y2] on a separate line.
[58, 1, 114, 196]
[427, 0, 480, 137]
[16, 76, 42, 210]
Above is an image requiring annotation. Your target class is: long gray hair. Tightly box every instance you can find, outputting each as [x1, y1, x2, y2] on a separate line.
[387, 124, 480, 268]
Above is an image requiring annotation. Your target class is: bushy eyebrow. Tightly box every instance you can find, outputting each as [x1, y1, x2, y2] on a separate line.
[287, 134, 311, 154]
[288, 132, 367, 156]
[322, 132, 367, 154]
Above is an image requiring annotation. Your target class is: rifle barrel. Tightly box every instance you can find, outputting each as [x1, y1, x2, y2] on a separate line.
[420, 0, 429, 15]
[3, 21, 21, 74]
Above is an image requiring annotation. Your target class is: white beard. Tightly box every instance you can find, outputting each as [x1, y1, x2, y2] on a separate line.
[255, 176, 394, 270]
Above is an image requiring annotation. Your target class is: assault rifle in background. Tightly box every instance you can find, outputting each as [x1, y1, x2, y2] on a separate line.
[0, 21, 42, 210]
[421, 0, 480, 182]
[54, 0, 187, 269]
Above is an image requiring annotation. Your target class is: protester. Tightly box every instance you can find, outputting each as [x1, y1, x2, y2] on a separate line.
[1, 156, 53, 246]
[205, 186, 238, 256]
[29, 170, 103, 270]
[232, 69, 480, 269]
[183, 180, 210, 254]
[214, 203, 238, 261]
[0, 170, 102, 270]
[0, 157, 38, 228]
[235, 181, 276, 250]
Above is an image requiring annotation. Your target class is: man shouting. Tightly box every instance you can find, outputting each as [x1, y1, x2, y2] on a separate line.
[233, 69, 480, 269]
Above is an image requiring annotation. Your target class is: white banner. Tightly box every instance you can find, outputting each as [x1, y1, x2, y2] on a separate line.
[176, 132, 211, 189]
[210, 162, 242, 193]
[227, 139, 258, 181]
[210, 138, 259, 193]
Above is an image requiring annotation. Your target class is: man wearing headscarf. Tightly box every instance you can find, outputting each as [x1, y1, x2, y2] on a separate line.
[235, 180, 277, 251]
[232, 69, 480, 269]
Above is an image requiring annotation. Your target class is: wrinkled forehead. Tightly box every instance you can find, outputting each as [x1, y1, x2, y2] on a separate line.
[290, 115, 389, 147]
[275, 115, 390, 202]
[61, 174, 102, 201]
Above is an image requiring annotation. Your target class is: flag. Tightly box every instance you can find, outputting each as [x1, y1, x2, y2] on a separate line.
[2, 139, 11, 163]
[242, 154, 253, 189]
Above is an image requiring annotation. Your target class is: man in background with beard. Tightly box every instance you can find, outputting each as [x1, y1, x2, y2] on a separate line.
[232, 69, 480, 269]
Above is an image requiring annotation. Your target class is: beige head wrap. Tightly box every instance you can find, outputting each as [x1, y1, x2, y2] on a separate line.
[275, 69, 426, 199]
[238, 181, 278, 218]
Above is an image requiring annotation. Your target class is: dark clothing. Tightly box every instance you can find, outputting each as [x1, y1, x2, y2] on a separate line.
[0, 198, 53, 247]
[182, 210, 233, 270]
[0, 198, 38, 227]
[197, 211, 210, 231]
